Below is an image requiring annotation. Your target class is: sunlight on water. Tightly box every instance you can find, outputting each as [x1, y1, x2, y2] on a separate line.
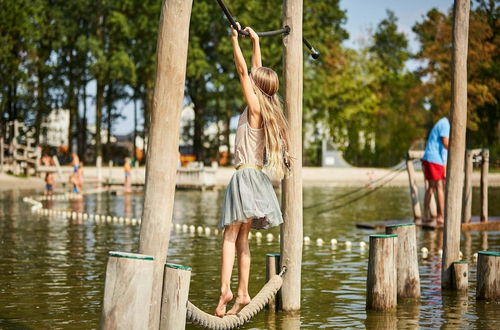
[0, 187, 499, 329]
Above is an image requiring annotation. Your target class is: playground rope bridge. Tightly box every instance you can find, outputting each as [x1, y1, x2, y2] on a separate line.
[215, 0, 320, 59]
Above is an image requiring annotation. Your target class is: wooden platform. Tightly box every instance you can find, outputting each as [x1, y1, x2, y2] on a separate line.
[357, 216, 500, 231]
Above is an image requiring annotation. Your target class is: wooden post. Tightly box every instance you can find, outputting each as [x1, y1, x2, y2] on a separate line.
[476, 251, 499, 301]
[137, 0, 193, 328]
[108, 160, 113, 183]
[266, 253, 281, 311]
[480, 149, 489, 222]
[101, 252, 154, 329]
[461, 150, 473, 223]
[442, 0, 470, 289]
[159, 263, 191, 330]
[97, 155, 103, 185]
[385, 224, 420, 299]
[452, 261, 468, 292]
[406, 157, 421, 220]
[280, 0, 303, 312]
[366, 234, 398, 311]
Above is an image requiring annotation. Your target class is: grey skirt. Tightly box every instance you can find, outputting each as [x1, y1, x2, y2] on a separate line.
[218, 168, 283, 230]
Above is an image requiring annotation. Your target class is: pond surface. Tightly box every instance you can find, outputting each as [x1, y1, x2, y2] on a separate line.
[0, 185, 499, 329]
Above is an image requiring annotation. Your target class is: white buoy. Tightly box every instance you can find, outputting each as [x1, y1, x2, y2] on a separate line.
[106, 215, 112, 222]
[182, 224, 188, 232]
[421, 247, 429, 259]
[248, 232, 252, 240]
[214, 229, 219, 236]
[83, 213, 88, 219]
[459, 251, 463, 259]
[189, 225, 195, 233]
[278, 234, 280, 242]
[345, 241, 352, 250]
[255, 232, 263, 239]
[112, 216, 118, 223]
[204, 227, 211, 236]
[316, 238, 324, 246]
[266, 233, 274, 242]
[119, 217, 125, 224]
[131, 218, 137, 226]
[175, 224, 181, 231]
[438, 249, 443, 257]
[304, 236, 311, 244]
[359, 241, 366, 250]
[197, 226, 203, 234]
[473, 253, 478, 262]
[125, 218, 131, 225]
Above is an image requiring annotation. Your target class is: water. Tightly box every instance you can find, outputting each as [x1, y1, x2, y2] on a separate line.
[0, 186, 499, 329]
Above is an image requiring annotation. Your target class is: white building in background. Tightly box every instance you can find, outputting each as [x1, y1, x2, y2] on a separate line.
[40, 108, 69, 147]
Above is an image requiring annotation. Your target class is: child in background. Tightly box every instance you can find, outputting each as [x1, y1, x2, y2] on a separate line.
[41, 154, 54, 195]
[124, 157, 132, 192]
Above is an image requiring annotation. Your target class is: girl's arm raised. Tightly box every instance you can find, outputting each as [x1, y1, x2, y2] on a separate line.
[231, 24, 259, 112]
[244, 27, 262, 69]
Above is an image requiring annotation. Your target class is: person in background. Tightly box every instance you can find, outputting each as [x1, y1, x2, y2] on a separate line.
[422, 117, 450, 225]
[41, 154, 54, 195]
[124, 157, 132, 193]
[70, 152, 81, 193]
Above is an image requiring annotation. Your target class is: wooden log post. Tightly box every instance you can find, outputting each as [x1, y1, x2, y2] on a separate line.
[476, 251, 499, 301]
[366, 234, 398, 311]
[159, 263, 191, 330]
[385, 224, 420, 299]
[452, 261, 468, 292]
[101, 252, 155, 329]
[97, 155, 103, 185]
[108, 160, 113, 183]
[266, 253, 281, 311]
[280, 0, 303, 312]
[480, 149, 489, 222]
[137, 0, 193, 328]
[406, 157, 422, 220]
[442, 0, 470, 289]
[461, 150, 473, 223]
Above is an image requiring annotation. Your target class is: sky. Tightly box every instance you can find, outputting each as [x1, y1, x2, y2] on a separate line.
[100, 0, 452, 135]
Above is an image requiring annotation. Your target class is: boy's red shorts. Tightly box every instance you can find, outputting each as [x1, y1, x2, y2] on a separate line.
[422, 160, 445, 181]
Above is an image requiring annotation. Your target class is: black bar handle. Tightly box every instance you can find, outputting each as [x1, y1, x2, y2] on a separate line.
[303, 37, 320, 59]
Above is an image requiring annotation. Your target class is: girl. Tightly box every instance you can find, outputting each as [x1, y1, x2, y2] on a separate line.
[124, 157, 132, 193]
[215, 23, 291, 317]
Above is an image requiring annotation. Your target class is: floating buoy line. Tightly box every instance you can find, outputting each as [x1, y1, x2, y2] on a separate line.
[22, 194, 469, 261]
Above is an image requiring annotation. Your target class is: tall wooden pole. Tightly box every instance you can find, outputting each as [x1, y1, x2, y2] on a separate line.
[406, 157, 422, 220]
[442, 0, 470, 289]
[461, 150, 473, 223]
[138, 0, 193, 327]
[480, 149, 489, 222]
[280, 0, 303, 311]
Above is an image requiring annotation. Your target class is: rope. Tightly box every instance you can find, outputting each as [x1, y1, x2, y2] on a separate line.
[186, 274, 283, 329]
[304, 161, 409, 211]
[314, 165, 408, 215]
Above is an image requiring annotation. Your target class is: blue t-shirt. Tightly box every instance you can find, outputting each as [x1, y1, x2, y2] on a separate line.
[423, 118, 450, 165]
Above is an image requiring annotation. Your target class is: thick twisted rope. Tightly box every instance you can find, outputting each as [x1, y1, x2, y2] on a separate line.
[186, 274, 283, 329]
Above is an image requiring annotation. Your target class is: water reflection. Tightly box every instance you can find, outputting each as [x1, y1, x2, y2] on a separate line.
[0, 187, 499, 329]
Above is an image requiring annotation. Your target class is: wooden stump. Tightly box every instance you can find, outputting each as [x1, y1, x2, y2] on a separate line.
[101, 252, 155, 329]
[480, 149, 489, 222]
[476, 251, 499, 301]
[266, 253, 281, 311]
[452, 261, 468, 291]
[386, 224, 420, 299]
[461, 150, 473, 223]
[406, 158, 422, 220]
[159, 263, 191, 330]
[366, 234, 398, 311]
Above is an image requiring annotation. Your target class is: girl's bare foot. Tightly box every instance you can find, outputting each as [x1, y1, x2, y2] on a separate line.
[215, 290, 233, 317]
[226, 294, 251, 315]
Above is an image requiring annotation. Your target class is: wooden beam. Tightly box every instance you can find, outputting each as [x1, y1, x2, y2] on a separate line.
[138, 0, 193, 328]
[406, 158, 422, 219]
[442, 0, 470, 289]
[461, 150, 473, 223]
[280, 0, 303, 311]
[480, 149, 489, 222]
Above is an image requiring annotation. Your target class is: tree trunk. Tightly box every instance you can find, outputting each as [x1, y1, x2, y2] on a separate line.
[95, 80, 105, 160]
[106, 84, 113, 159]
[34, 66, 46, 145]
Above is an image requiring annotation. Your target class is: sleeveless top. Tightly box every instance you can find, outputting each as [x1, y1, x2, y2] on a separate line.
[234, 108, 265, 168]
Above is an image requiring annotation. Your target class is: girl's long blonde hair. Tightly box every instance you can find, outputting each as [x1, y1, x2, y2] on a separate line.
[250, 67, 292, 179]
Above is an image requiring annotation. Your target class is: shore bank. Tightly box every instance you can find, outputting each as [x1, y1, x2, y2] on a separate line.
[1, 166, 499, 192]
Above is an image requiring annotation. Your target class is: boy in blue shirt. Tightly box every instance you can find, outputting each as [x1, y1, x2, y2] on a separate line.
[422, 117, 450, 225]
